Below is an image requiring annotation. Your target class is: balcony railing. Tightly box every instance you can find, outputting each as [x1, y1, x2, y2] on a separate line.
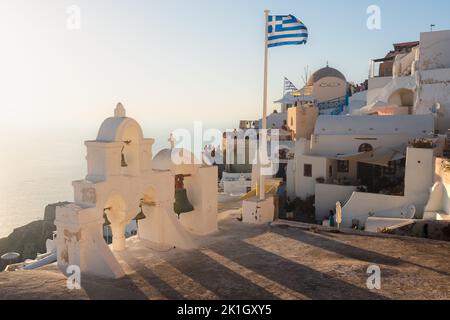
[316, 96, 348, 115]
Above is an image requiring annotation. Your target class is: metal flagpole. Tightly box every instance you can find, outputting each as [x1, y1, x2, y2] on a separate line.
[259, 9, 270, 201]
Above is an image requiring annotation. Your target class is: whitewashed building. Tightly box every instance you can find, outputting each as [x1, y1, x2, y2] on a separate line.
[54, 104, 218, 279]
[285, 29, 450, 231]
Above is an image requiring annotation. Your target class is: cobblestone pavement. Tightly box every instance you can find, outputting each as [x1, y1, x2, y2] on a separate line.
[0, 218, 449, 300]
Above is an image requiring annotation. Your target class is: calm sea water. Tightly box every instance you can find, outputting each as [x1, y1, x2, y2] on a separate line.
[0, 127, 173, 238]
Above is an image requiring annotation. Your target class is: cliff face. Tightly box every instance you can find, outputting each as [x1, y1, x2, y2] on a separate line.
[0, 202, 69, 271]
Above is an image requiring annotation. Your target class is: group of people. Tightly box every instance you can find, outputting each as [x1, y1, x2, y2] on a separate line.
[348, 80, 368, 96]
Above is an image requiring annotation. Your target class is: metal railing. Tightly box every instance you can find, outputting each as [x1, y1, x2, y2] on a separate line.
[317, 96, 348, 115]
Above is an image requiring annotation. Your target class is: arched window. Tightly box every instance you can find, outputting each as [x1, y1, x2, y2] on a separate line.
[359, 143, 373, 153]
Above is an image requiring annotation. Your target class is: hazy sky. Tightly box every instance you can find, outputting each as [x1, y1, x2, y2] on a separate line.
[1, 0, 450, 135]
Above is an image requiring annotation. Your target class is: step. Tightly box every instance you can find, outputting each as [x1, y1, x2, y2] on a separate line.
[423, 211, 450, 221]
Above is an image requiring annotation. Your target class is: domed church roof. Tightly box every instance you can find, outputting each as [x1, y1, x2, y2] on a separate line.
[96, 103, 144, 142]
[307, 67, 346, 86]
[153, 148, 211, 173]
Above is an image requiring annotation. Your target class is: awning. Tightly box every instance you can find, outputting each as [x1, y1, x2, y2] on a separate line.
[275, 88, 316, 104]
[292, 88, 315, 99]
[331, 144, 407, 167]
[295, 94, 316, 102]
[274, 93, 297, 104]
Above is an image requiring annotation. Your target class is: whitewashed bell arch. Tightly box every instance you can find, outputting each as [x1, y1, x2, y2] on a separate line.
[55, 103, 218, 279]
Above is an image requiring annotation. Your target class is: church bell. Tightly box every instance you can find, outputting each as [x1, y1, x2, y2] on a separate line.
[103, 212, 111, 226]
[134, 203, 146, 221]
[174, 188, 194, 216]
[121, 146, 128, 167]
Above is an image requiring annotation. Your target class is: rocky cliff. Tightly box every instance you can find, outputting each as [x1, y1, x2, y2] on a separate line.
[0, 202, 69, 271]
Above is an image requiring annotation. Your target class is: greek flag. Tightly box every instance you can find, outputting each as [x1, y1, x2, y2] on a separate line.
[284, 77, 298, 92]
[267, 15, 308, 48]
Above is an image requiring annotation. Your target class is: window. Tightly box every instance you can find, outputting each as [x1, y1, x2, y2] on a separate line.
[304, 164, 312, 177]
[329, 165, 333, 178]
[337, 160, 349, 173]
[359, 143, 373, 153]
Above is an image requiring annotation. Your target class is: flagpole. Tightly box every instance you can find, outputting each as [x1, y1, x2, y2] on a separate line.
[262, 9, 269, 131]
[259, 9, 270, 201]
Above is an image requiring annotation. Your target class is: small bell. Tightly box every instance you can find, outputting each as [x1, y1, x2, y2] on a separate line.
[103, 212, 111, 226]
[174, 188, 194, 217]
[134, 204, 146, 221]
[121, 146, 128, 168]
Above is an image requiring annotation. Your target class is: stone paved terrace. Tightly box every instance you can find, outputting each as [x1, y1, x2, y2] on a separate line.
[0, 215, 449, 300]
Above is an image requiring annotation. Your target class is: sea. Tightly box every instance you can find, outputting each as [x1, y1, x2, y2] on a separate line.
[0, 125, 192, 238]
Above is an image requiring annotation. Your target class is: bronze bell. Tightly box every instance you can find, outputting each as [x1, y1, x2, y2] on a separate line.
[121, 153, 128, 167]
[121, 147, 128, 168]
[134, 204, 146, 221]
[103, 212, 111, 226]
[174, 188, 194, 216]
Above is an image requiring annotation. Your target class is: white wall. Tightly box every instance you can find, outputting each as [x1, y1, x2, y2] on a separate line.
[393, 49, 416, 77]
[404, 148, 435, 198]
[341, 147, 435, 228]
[368, 76, 392, 90]
[367, 77, 396, 106]
[181, 166, 218, 235]
[419, 30, 450, 71]
[415, 68, 450, 133]
[424, 158, 450, 215]
[311, 133, 424, 157]
[367, 76, 416, 106]
[315, 183, 357, 222]
[294, 154, 328, 199]
[55, 205, 125, 279]
[286, 160, 296, 200]
[348, 91, 367, 114]
[341, 192, 411, 228]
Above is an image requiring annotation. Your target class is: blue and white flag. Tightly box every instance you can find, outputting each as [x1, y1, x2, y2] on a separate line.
[284, 77, 298, 92]
[267, 15, 308, 48]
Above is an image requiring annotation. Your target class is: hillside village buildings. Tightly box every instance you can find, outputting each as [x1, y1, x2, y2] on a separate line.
[220, 29, 450, 234]
[277, 29, 450, 230]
